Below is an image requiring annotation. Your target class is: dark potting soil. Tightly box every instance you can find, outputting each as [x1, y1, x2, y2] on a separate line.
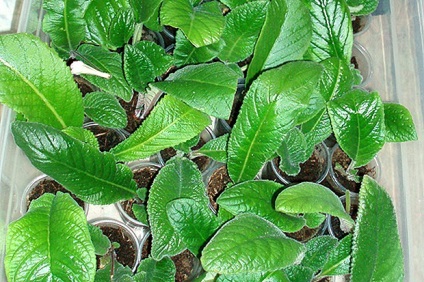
[161, 138, 211, 171]
[119, 93, 142, 134]
[27, 179, 84, 209]
[73, 76, 95, 96]
[171, 250, 198, 282]
[207, 166, 232, 211]
[330, 199, 359, 239]
[97, 226, 137, 269]
[286, 224, 321, 242]
[87, 124, 124, 151]
[121, 166, 160, 220]
[141, 235, 152, 259]
[351, 56, 359, 69]
[332, 147, 376, 193]
[352, 16, 366, 34]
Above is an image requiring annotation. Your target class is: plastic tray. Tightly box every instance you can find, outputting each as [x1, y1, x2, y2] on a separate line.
[1, 0, 424, 280]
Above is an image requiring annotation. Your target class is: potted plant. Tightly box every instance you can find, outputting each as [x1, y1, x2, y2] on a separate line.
[0, 0, 417, 281]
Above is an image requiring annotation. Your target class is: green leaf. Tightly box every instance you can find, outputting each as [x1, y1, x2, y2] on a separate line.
[42, 0, 86, 58]
[228, 61, 322, 182]
[383, 103, 417, 142]
[5, 193, 96, 281]
[247, 0, 312, 83]
[217, 270, 288, 282]
[277, 128, 312, 176]
[167, 198, 221, 256]
[134, 257, 176, 282]
[218, 1, 268, 63]
[351, 176, 404, 282]
[136, 0, 162, 31]
[84, 0, 134, 49]
[320, 234, 352, 276]
[124, 41, 173, 92]
[347, 0, 379, 15]
[201, 214, 305, 274]
[147, 157, 210, 260]
[62, 127, 100, 149]
[217, 180, 306, 232]
[0, 34, 84, 129]
[302, 236, 338, 273]
[12, 121, 137, 204]
[301, 109, 332, 148]
[111, 95, 210, 162]
[132, 204, 149, 225]
[152, 63, 240, 119]
[174, 30, 221, 67]
[220, 0, 252, 9]
[161, 0, 225, 47]
[88, 224, 111, 256]
[174, 135, 200, 153]
[295, 89, 327, 125]
[275, 182, 354, 225]
[195, 133, 229, 163]
[95, 260, 134, 282]
[84, 92, 127, 129]
[303, 213, 326, 229]
[283, 265, 314, 282]
[328, 89, 385, 167]
[305, 0, 353, 63]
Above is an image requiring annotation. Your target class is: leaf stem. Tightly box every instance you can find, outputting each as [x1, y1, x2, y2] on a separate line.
[133, 23, 144, 45]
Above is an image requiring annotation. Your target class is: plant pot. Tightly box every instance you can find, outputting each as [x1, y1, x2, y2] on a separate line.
[351, 42, 372, 86]
[327, 194, 359, 239]
[90, 218, 142, 273]
[325, 144, 380, 195]
[116, 160, 163, 227]
[352, 14, 372, 36]
[20, 174, 88, 215]
[205, 163, 232, 212]
[83, 121, 128, 151]
[266, 142, 330, 185]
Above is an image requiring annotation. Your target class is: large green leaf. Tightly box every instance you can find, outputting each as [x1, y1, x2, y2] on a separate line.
[218, 1, 268, 63]
[124, 41, 173, 92]
[83, 92, 127, 129]
[383, 103, 417, 142]
[347, 0, 379, 15]
[161, 0, 225, 47]
[88, 224, 111, 256]
[301, 236, 338, 273]
[95, 260, 133, 282]
[305, 0, 353, 63]
[246, 0, 312, 83]
[0, 34, 84, 129]
[217, 180, 306, 232]
[228, 61, 322, 182]
[301, 109, 332, 149]
[151, 63, 240, 119]
[201, 214, 305, 274]
[136, 0, 162, 30]
[134, 257, 176, 282]
[42, 0, 86, 58]
[111, 95, 210, 162]
[195, 133, 229, 163]
[5, 193, 95, 281]
[84, 0, 134, 49]
[320, 234, 352, 276]
[167, 198, 221, 256]
[12, 121, 137, 204]
[328, 89, 385, 167]
[220, 0, 252, 9]
[275, 182, 354, 225]
[147, 157, 210, 260]
[283, 265, 314, 282]
[75, 44, 132, 101]
[173, 30, 221, 67]
[217, 271, 288, 282]
[351, 176, 404, 282]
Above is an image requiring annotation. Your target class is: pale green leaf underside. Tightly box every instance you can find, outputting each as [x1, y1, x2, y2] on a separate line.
[0, 33, 84, 129]
[383, 103, 417, 142]
[5, 193, 95, 282]
[275, 182, 354, 224]
[12, 121, 137, 204]
[201, 214, 305, 274]
[351, 176, 404, 282]
[111, 95, 210, 162]
[84, 92, 127, 129]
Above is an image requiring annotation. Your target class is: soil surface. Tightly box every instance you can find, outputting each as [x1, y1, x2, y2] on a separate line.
[27, 179, 84, 209]
[286, 224, 321, 243]
[74, 76, 95, 95]
[351, 56, 359, 70]
[207, 166, 232, 211]
[86, 124, 125, 151]
[352, 16, 367, 34]
[119, 93, 143, 134]
[141, 235, 152, 260]
[97, 225, 137, 269]
[171, 250, 199, 282]
[330, 198, 359, 239]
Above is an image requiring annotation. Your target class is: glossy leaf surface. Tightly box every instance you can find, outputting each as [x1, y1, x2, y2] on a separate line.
[136, 0, 162, 30]
[111, 95, 210, 162]
[0, 34, 84, 129]
[12, 122, 137, 204]
[328, 89, 385, 167]
[275, 182, 354, 224]
[384, 103, 417, 142]
[152, 63, 240, 119]
[147, 157, 210, 260]
[62, 127, 99, 149]
[217, 271, 288, 282]
[220, 0, 251, 9]
[218, 1, 268, 63]
[42, 0, 86, 58]
[76, 44, 132, 101]
[124, 41, 173, 92]
[247, 0, 312, 83]
[217, 180, 305, 232]
[135, 257, 176, 282]
[5, 193, 95, 282]
[196, 134, 229, 163]
[201, 214, 305, 274]
[284, 265, 314, 282]
[320, 234, 352, 276]
[351, 176, 404, 282]
[347, 0, 379, 15]
[83, 92, 127, 129]
[301, 109, 332, 149]
[161, 0, 225, 47]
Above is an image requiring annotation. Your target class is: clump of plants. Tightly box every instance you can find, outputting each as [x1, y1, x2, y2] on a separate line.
[0, 0, 417, 281]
